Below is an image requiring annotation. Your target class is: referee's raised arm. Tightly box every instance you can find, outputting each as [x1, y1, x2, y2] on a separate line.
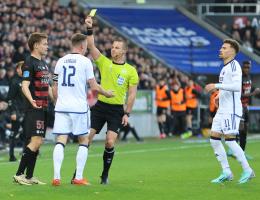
[85, 16, 101, 60]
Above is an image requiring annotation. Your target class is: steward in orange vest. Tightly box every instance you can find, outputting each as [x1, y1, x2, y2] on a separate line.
[185, 84, 198, 110]
[170, 82, 187, 135]
[155, 80, 170, 116]
[155, 79, 170, 138]
[184, 79, 200, 137]
[170, 88, 186, 112]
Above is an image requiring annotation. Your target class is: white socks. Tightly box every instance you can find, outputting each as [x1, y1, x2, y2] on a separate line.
[225, 140, 251, 172]
[210, 138, 231, 174]
[75, 145, 88, 180]
[53, 143, 65, 180]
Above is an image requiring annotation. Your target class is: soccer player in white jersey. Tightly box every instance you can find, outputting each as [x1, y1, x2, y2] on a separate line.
[51, 33, 114, 186]
[205, 39, 255, 184]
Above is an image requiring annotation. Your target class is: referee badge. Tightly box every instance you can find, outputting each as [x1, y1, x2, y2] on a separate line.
[117, 75, 125, 85]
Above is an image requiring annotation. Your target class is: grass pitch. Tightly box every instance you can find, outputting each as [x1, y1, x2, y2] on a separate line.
[0, 136, 259, 200]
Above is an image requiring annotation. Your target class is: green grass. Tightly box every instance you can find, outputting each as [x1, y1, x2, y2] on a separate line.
[0, 137, 259, 200]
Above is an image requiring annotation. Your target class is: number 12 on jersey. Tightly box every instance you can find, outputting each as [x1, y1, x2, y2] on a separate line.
[62, 65, 75, 87]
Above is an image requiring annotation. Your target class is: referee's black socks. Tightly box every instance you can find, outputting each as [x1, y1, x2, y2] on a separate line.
[102, 147, 115, 178]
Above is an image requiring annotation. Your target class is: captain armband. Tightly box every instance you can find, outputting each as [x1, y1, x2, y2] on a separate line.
[53, 73, 58, 82]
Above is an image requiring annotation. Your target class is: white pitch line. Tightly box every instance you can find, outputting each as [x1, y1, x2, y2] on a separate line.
[1, 139, 260, 166]
[0, 143, 210, 166]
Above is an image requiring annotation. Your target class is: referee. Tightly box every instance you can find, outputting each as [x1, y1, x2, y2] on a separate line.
[85, 16, 139, 184]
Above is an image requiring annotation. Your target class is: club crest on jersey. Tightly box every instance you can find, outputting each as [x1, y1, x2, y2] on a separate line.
[23, 71, 30, 78]
[117, 75, 125, 85]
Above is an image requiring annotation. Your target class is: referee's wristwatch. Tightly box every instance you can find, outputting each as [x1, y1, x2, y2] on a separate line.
[124, 112, 130, 117]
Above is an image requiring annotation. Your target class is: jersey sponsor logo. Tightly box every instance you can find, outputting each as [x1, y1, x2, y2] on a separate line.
[117, 75, 125, 85]
[23, 71, 30, 78]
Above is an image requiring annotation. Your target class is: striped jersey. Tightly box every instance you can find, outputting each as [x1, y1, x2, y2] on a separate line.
[22, 55, 49, 110]
[215, 59, 242, 117]
[54, 53, 94, 113]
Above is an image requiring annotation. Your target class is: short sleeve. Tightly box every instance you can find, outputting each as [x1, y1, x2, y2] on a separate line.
[54, 59, 61, 75]
[129, 67, 139, 86]
[22, 59, 33, 81]
[231, 62, 242, 83]
[94, 54, 110, 70]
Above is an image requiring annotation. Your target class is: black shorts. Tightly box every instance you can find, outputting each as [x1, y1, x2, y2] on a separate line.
[156, 107, 167, 116]
[186, 107, 197, 116]
[23, 109, 47, 139]
[91, 101, 124, 134]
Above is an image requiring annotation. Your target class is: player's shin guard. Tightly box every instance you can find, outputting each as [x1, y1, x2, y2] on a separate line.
[225, 138, 251, 172]
[210, 136, 231, 174]
[75, 144, 88, 180]
[102, 147, 115, 178]
[53, 142, 65, 180]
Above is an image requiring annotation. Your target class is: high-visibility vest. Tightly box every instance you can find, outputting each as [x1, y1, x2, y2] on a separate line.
[185, 85, 198, 109]
[170, 88, 186, 111]
[155, 85, 170, 108]
[209, 90, 219, 113]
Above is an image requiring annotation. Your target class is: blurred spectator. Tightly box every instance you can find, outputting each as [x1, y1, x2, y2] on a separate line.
[222, 16, 260, 55]
[0, 67, 9, 101]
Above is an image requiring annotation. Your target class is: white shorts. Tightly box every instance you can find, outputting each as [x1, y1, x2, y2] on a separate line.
[53, 112, 90, 136]
[211, 112, 241, 135]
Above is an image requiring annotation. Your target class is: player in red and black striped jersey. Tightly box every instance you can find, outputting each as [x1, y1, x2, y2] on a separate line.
[22, 56, 49, 110]
[239, 61, 260, 156]
[13, 32, 52, 185]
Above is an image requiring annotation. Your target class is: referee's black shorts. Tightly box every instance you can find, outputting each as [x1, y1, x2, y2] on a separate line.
[91, 101, 124, 134]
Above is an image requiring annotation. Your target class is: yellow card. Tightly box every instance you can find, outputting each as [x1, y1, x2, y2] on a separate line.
[89, 9, 97, 17]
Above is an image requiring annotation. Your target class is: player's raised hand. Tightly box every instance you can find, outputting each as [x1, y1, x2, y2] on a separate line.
[205, 83, 216, 93]
[104, 90, 115, 98]
[85, 16, 93, 28]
